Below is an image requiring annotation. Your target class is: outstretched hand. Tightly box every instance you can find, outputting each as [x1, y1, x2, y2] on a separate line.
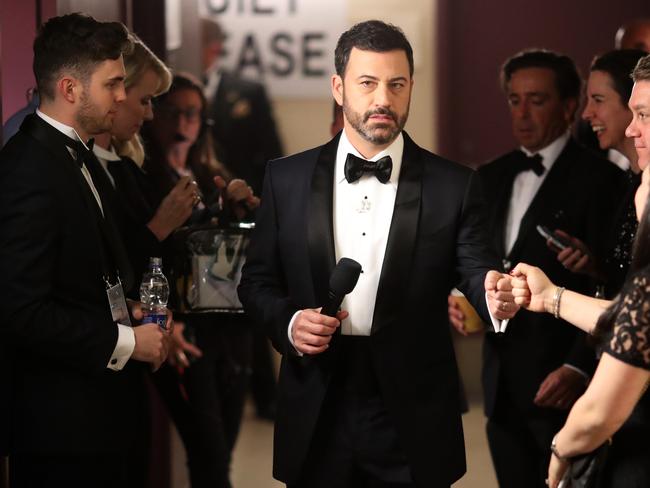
[510, 262, 555, 313]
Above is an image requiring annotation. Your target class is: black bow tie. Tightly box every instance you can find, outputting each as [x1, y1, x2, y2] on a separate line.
[65, 138, 95, 167]
[344, 153, 393, 184]
[514, 151, 545, 176]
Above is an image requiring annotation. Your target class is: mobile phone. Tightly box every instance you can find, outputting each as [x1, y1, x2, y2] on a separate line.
[536, 225, 572, 251]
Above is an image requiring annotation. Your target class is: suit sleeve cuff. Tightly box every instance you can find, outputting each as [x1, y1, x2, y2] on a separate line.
[287, 310, 303, 357]
[107, 324, 136, 371]
[486, 291, 509, 333]
[563, 363, 590, 381]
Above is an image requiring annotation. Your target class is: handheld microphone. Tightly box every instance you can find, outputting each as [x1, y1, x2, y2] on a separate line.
[320, 258, 362, 317]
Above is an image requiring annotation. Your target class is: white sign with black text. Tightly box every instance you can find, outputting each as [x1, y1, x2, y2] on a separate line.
[199, 0, 347, 98]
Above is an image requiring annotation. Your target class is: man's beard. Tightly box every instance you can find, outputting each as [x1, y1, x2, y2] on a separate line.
[76, 90, 113, 136]
[342, 95, 409, 146]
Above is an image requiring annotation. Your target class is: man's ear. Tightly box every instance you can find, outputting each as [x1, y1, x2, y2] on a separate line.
[57, 76, 80, 104]
[563, 97, 578, 124]
[331, 75, 343, 106]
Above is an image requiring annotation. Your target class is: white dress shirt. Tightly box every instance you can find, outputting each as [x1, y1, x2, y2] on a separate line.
[333, 130, 404, 335]
[36, 110, 135, 371]
[504, 132, 570, 254]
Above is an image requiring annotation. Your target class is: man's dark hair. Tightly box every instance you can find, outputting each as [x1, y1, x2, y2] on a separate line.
[632, 53, 650, 83]
[33, 13, 132, 101]
[334, 20, 414, 77]
[500, 49, 581, 100]
[590, 49, 647, 105]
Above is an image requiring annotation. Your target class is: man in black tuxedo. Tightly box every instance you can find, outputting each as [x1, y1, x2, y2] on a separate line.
[476, 50, 625, 488]
[239, 20, 517, 488]
[0, 14, 169, 488]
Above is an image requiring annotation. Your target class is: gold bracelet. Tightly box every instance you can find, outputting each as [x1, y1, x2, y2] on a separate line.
[553, 287, 565, 319]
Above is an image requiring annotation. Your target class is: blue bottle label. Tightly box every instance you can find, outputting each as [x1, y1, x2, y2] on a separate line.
[143, 313, 168, 330]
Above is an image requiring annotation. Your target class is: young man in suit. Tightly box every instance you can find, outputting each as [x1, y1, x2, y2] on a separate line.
[476, 50, 625, 488]
[0, 13, 169, 488]
[627, 54, 650, 169]
[239, 20, 517, 488]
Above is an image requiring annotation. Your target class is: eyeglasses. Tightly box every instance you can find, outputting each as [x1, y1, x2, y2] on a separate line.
[155, 104, 202, 123]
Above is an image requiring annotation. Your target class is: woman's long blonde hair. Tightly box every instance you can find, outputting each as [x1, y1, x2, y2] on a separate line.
[113, 34, 172, 166]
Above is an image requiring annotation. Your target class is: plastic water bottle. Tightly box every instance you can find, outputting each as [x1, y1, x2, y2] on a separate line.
[139, 257, 169, 330]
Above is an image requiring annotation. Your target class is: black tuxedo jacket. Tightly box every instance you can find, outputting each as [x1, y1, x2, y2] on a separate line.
[479, 138, 625, 417]
[0, 114, 144, 455]
[239, 132, 499, 487]
[208, 71, 283, 195]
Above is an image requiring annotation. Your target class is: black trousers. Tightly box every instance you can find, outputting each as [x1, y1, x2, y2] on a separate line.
[290, 337, 415, 488]
[486, 389, 566, 488]
[153, 315, 251, 488]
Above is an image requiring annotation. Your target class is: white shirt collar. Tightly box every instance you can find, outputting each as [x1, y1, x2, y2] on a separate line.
[335, 129, 404, 187]
[93, 143, 122, 162]
[35, 109, 93, 151]
[520, 131, 570, 172]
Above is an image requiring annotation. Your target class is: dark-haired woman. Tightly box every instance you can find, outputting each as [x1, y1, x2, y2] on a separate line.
[557, 49, 647, 297]
[141, 72, 258, 488]
[511, 166, 650, 488]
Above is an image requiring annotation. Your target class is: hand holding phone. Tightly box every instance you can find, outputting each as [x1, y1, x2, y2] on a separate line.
[536, 225, 572, 251]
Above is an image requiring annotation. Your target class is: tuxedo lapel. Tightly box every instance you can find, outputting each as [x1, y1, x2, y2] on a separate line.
[84, 154, 135, 292]
[20, 115, 103, 225]
[507, 139, 574, 259]
[307, 134, 340, 306]
[21, 114, 78, 174]
[371, 133, 422, 335]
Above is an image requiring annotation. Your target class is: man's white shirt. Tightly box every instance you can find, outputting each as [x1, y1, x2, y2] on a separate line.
[504, 132, 570, 254]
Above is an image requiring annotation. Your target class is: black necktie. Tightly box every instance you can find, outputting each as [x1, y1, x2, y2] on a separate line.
[344, 153, 393, 184]
[514, 151, 545, 176]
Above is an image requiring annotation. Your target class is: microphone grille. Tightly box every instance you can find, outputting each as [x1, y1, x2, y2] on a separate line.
[329, 258, 362, 295]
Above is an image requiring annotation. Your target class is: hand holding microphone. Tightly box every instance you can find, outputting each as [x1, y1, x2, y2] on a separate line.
[291, 258, 362, 355]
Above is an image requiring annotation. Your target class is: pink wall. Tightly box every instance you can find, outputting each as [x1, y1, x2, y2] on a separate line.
[0, 0, 57, 124]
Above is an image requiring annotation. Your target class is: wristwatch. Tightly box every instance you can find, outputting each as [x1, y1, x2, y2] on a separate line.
[551, 435, 568, 461]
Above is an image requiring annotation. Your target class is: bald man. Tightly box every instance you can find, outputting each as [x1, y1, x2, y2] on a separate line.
[615, 18, 650, 52]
